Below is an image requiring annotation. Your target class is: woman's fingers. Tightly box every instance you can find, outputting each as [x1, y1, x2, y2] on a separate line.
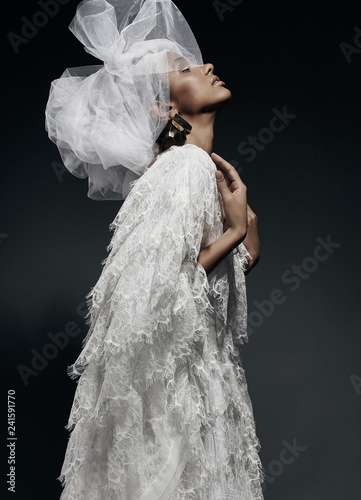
[217, 167, 231, 188]
[212, 152, 231, 188]
[211, 152, 245, 191]
[212, 152, 248, 237]
[215, 169, 231, 198]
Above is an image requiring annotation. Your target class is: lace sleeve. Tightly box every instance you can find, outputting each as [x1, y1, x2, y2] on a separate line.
[66, 148, 217, 383]
[236, 242, 253, 272]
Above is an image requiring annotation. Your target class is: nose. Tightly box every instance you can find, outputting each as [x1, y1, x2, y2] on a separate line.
[202, 63, 214, 75]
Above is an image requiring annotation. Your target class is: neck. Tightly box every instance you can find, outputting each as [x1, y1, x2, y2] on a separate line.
[181, 112, 216, 155]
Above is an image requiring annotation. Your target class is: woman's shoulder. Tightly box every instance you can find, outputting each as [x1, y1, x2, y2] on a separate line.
[141, 144, 216, 179]
[172, 144, 216, 170]
[155, 144, 216, 176]
[128, 143, 218, 211]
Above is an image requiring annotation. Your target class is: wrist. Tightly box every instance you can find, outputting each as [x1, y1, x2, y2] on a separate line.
[226, 227, 246, 246]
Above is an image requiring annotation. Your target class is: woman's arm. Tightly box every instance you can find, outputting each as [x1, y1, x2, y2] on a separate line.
[197, 228, 245, 275]
[242, 204, 260, 276]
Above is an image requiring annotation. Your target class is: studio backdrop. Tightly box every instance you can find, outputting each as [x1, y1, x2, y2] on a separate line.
[1, 0, 360, 499]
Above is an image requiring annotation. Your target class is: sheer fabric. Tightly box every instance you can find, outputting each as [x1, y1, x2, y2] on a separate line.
[45, 0, 204, 200]
[59, 144, 265, 499]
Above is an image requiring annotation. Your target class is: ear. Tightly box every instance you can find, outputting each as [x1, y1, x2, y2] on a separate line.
[149, 100, 173, 121]
[167, 103, 178, 120]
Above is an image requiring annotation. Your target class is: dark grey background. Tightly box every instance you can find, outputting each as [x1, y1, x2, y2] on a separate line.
[1, 0, 360, 498]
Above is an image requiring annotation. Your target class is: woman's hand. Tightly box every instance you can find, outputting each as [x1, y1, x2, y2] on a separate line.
[211, 152, 248, 241]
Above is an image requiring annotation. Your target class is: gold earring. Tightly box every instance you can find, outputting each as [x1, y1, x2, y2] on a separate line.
[168, 113, 192, 146]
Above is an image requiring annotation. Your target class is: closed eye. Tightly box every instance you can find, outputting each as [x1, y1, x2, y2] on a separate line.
[181, 65, 191, 72]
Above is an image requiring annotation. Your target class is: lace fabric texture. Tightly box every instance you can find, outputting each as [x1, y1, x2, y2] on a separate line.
[59, 144, 265, 499]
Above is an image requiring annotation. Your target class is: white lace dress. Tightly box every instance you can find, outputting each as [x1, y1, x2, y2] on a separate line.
[58, 143, 265, 500]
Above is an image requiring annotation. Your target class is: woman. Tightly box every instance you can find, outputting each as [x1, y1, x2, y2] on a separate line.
[150, 52, 260, 277]
[45, 1, 264, 498]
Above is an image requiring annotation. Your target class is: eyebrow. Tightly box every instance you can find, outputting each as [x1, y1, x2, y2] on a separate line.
[172, 56, 188, 68]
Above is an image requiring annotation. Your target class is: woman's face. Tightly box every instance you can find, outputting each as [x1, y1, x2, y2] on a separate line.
[166, 54, 231, 115]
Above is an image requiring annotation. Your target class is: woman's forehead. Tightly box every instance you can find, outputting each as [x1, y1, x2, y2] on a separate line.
[166, 52, 193, 69]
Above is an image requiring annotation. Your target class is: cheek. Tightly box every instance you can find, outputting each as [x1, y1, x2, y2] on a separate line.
[176, 78, 210, 111]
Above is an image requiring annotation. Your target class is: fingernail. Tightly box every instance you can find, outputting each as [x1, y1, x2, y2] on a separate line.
[216, 171, 223, 181]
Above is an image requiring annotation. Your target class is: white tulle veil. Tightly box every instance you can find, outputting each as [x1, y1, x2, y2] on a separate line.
[45, 0, 203, 200]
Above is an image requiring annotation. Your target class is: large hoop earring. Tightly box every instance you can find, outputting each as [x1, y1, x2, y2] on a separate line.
[168, 113, 192, 146]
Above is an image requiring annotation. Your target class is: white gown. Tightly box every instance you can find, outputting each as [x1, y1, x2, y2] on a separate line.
[58, 143, 265, 499]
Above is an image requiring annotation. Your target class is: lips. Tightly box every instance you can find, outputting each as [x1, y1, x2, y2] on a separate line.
[211, 75, 225, 86]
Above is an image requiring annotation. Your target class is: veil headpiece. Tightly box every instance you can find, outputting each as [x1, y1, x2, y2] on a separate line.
[45, 0, 203, 200]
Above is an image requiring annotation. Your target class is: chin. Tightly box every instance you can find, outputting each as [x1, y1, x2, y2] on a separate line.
[216, 85, 232, 100]
[200, 87, 232, 112]
[219, 87, 232, 105]
[224, 84, 232, 96]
